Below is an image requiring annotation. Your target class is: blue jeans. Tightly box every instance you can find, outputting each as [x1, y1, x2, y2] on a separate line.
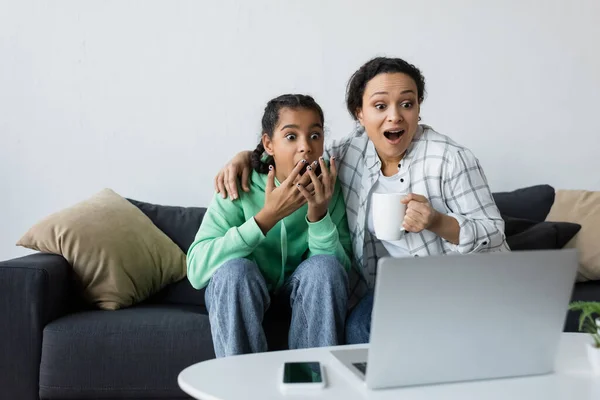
[345, 290, 374, 344]
[205, 255, 349, 358]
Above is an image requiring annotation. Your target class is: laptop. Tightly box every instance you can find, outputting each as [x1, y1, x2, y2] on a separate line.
[331, 249, 579, 390]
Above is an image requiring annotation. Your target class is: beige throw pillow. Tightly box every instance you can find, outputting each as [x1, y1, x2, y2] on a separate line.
[546, 190, 600, 281]
[17, 188, 187, 310]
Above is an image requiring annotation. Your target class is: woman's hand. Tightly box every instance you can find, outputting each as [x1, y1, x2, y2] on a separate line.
[401, 193, 460, 244]
[214, 151, 252, 200]
[254, 161, 309, 234]
[297, 157, 337, 222]
[401, 194, 439, 232]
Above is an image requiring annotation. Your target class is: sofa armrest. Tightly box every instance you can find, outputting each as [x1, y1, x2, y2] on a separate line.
[0, 253, 72, 400]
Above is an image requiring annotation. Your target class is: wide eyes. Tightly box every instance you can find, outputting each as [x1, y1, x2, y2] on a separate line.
[374, 101, 414, 110]
[284, 133, 321, 141]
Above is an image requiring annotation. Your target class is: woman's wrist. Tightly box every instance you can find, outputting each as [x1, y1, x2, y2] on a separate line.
[428, 211, 460, 245]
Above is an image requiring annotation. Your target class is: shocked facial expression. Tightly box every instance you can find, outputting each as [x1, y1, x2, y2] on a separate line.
[263, 107, 324, 182]
[356, 72, 421, 164]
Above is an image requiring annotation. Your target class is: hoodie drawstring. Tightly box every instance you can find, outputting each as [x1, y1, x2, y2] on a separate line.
[273, 220, 288, 292]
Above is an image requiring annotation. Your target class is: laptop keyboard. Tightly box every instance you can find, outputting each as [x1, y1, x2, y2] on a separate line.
[352, 362, 368, 375]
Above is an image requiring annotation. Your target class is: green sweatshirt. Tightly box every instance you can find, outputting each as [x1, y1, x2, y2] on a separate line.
[187, 169, 353, 291]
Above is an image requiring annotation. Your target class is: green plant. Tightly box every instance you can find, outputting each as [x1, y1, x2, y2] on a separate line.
[569, 301, 600, 348]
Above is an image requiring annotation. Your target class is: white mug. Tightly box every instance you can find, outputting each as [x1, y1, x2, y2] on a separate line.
[372, 192, 407, 241]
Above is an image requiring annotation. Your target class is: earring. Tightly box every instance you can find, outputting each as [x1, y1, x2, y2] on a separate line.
[418, 116, 422, 122]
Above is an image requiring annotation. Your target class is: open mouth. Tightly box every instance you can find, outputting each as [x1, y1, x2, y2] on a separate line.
[384, 130, 405, 142]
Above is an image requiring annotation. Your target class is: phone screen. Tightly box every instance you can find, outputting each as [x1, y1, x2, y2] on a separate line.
[282, 362, 323, 383]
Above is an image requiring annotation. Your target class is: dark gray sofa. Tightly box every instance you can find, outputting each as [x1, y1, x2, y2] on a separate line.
[1, 184, 599, 400]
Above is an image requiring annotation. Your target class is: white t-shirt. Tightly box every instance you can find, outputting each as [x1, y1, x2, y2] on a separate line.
[366, 170, 412, 258]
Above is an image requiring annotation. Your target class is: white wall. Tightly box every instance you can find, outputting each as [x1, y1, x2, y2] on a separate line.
[1, 0, 599, 261]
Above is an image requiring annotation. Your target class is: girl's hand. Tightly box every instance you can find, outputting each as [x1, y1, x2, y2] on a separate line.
[401, 194, 439, 233]
[254, 160, 308, 234]
[297, 157, 337, 222]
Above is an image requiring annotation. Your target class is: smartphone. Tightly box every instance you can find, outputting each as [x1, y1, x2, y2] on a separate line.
[280, 361, 326, 392]
[299, 162, 322, 177]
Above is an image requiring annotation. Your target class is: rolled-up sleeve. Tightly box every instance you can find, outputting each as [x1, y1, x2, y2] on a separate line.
[443, 149, 510, 253]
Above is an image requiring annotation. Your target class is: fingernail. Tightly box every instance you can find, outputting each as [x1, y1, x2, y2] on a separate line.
[307, 166, 312, 171]
[301, 159, 306, 164]
[331, 156, 336, 160]
[268, 165, 273, 170]
[313, 160, 318, 166]
[296, 183, 301, 187]
[319, 156, 323, 161]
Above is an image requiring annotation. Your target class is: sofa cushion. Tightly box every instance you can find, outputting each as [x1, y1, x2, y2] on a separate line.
[127, 198, 207, 254]
[515, 222, 581, 250]
[16, 188, 187, 310]
[126, 199, 208, 306]
[546, 190, 600, 281]
[492, 184, 555, 222]
[148, 276, 206, 307]
[504, 217, 581, 251]
[39, 304, 215, 399]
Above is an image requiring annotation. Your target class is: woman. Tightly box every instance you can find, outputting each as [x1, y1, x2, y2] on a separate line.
[188, 94, 352, 358]
[213, 57, 509, 345]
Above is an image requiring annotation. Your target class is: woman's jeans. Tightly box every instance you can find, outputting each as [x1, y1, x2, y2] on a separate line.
[205, 255, 349, 358]
[345, 290, 375, 345]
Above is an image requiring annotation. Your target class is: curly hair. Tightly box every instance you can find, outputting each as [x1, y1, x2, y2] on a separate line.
[345, 57, 426, 120]
[251, 94, 325, 173]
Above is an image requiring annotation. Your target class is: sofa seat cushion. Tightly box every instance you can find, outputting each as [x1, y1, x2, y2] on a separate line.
[39, 304, 214, 399]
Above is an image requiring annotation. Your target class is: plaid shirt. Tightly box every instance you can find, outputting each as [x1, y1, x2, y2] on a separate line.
[324, 124, 509, 298]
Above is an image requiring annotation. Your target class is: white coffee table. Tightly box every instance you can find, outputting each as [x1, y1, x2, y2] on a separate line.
[178, 333, 600, 399]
